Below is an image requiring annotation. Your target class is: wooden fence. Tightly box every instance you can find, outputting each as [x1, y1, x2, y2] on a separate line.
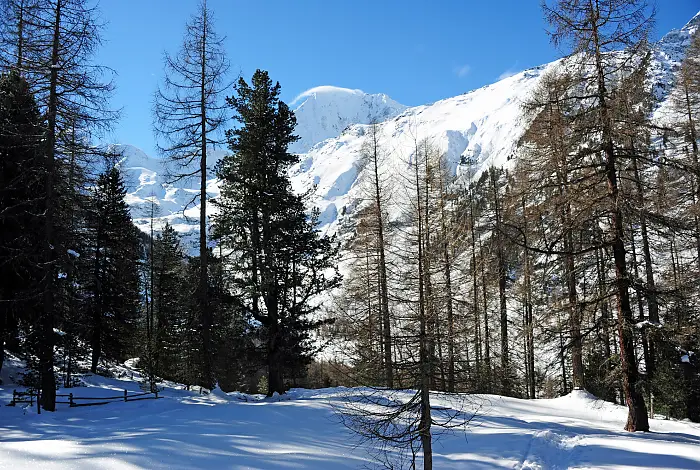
[7, 389, 160, 413]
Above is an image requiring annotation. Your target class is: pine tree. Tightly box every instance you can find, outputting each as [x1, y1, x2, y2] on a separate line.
[85, 167, 142, 373]
[144, 222, 181, 382]
[213, 70, 341, 396]
[0, 70, 45, 381]
[1, 0, 116, 411]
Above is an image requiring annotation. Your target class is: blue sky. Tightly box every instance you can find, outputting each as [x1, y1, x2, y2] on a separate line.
[96, 0, 700, 156]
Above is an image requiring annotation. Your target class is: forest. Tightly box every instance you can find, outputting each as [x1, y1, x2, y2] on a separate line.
[0, 1, 699, 468]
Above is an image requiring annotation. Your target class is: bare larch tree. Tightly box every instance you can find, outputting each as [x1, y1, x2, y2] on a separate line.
[153, 0, 230, 388]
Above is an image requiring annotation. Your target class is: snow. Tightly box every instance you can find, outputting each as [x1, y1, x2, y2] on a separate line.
[635, 320, 662, 329]
[290, 63, 557, 236]
[2, 356, 700, 469]
[290, 86, 407, 154]
[118, 13, 700, 245]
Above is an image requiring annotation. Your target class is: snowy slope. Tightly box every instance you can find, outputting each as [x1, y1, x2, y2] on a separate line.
[2, 361, 699, 470]
[293, 12, 700, 235]
[291, 65, 553, 234]
[115, 144, 225, 240]
[115, 87, 406, 250]
[290, 86, 407, 154]
[119, 12, 700, 242]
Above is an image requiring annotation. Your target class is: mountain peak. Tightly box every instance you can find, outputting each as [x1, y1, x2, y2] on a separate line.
[657, 10, 699, 64]
[290, 86, 406, 154]
[291, 86, 366, 105]
[684, 10, 700, 31]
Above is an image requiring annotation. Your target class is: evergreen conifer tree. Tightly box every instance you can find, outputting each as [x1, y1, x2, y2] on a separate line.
[85, 167, 142, 372]
[153, 0, 230, 387]
[0, 70, 45, 381]
[213, 70, 341, 396]
[150, 222, 186, 382]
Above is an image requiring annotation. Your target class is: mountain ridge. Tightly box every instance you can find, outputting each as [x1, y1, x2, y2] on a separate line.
[119, 11, 699, 247]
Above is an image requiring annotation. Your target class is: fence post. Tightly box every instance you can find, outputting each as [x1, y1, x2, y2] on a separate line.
[155, 390, 158, 399]
[69, 393, 74, 407]
[124, 389, 128, 402]
[37, 390, 40, 415]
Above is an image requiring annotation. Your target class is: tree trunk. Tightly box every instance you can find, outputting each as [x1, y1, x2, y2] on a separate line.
[267, 317, 284, 396]
[683, 85, 700, 274]
[559, 310, 568, 395]
[564, 236, 584, 390]
[198, 6, 212, 388]
[480, 239, 491, 392]
[370, 126, 393, 389]
[421, 144, 437, 390]
[596, 246, 613, 391]
[40, 0, 63, 412]
[605, 132, 649, 432]
[630, 149, 658, 391]
[443, 228, 455, 393]
[521, 198, 536, 398]
[91, 217, 103, 375]
[491, 171, 509, 395]
[436, 164, 455, 392]
[591, 16, 648, 431]
[469, 187, 482, 383]
[415, 140, 432, 470]
[0, 333, 5, 382]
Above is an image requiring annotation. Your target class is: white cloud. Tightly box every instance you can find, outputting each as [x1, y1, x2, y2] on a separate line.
[498, 69, 520, 80]
[498, 61, 522, 81]
[290, 86, 364, 106]
[454, 64, 471, 78]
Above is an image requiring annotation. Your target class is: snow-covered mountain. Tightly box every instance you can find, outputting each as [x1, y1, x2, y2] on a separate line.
[292, 11, 699, 235]
[290, 86, 407, 154]
[118, 11, 699, 246]
[114, 144, 225, 238]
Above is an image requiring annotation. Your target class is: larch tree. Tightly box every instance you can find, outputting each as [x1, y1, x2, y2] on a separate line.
[0, 0, 40, 71]
[356, 121, 394, 388]
[543, 0, 654, 431]
[670, 33, 700, 273]
[0, 70, 45, 382]
[514, 69, 588, 392]
[153, 0, 230, 388]
[336, 206, 386, 384]
[0, 0, 116, 411]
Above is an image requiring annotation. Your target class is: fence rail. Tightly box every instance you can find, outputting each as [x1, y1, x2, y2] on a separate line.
[7, 388, 160, 412]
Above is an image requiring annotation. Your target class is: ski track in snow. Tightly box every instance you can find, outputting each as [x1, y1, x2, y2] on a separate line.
[1, 362, 700, 470]
[7, 14, 698, 469]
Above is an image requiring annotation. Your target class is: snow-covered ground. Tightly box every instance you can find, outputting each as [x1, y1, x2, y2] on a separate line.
[1, 357, 699, 469]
